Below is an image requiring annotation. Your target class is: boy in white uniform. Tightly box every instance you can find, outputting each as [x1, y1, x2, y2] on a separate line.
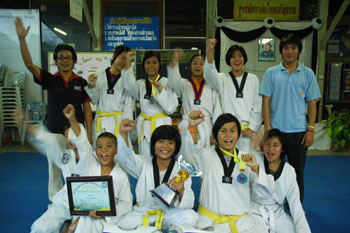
[85, 45, 134, 148]
[250, 129, 311, 233]
[116, 120, 198, 231]
[204, 39, 262, 153]
[12, 108, 88, 233]
[167, 48, 222, 148]
[121, 51, 178, 158]
[184, 110, 267, 233]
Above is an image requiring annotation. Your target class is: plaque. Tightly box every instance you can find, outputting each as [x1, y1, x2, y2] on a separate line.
[151, 155, 202, 207]
[66, 176, 116, 216]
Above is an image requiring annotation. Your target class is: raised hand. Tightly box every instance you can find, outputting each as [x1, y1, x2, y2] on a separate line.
[120, 119, 135, 133]
[152, 80, 163, 93]
[171, 48, 184, 66]
[207, 38, 217, 50]
[241, 153, 259, 173]
[14, 17, 30, 38]
[88, 74, 98, 88]
[62, 104, 76, 120]
[188, 110, 204, 129]
[169, 176, 185, 198]
[125, 51, 136, 69]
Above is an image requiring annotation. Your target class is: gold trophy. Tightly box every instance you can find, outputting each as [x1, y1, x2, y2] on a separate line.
[151, 155, 202, 207]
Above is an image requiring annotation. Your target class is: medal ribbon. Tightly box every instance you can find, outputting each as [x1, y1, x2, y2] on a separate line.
[146, 74, 161, 96]
[142, 209, 164, 229]
[215, 146, 235, 178]
[188, 77, 205, 103]
[219, 146, 246, 171]
[228, 71, 248, 97]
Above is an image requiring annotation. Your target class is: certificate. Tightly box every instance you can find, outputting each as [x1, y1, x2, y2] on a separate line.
[66, 176, 116, 216]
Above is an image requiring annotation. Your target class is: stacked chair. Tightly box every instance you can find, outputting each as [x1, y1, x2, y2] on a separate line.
[0, 68, 25, 145]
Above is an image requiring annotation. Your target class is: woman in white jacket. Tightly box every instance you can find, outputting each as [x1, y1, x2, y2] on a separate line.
[250, 128, 311, 233]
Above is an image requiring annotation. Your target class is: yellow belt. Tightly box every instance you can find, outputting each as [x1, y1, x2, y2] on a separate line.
[138, 112, 168, 142]
[96, 110, 123, 137]
[142, 209, 164, 229]
[198, 205, 246, 233]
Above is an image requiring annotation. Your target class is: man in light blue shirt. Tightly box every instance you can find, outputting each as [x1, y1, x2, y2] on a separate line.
[260, 33, 321, 204]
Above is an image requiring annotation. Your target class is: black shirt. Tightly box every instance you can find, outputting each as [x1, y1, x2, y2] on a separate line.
[35, 70, 90, 134]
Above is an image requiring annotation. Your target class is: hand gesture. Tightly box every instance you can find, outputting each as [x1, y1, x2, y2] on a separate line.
[302, 131, 314, 148]
[14, 17, 30, 38]
[188, 110, 204, 129]
[241, 153, 259, 172]
[88, 74, 98, 88]
[172, 48, 184, 66]
[169, 176, 185, 197]
[62, 104, 76, 120]
[152, 80, 163, 93]
[207, 39, 217, 50]
[125, 51, 136, 69]
[120, 119, 135, 133]
[89, 210, 104, 220]
[68, 217, 80, 233]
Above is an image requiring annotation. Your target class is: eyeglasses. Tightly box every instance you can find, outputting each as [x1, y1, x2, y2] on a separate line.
[57, 56, 73, 61]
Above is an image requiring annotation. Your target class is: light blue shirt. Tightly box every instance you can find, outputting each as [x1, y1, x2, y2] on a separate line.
[260, 61, 321, 133]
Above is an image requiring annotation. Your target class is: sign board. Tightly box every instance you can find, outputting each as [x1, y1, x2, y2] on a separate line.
[234, 0, 299, 21]
[104, 17, 159, 51]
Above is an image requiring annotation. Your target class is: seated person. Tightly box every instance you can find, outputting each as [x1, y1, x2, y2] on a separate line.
[116, 119, 198, 231]
[249, 129, 311, 233]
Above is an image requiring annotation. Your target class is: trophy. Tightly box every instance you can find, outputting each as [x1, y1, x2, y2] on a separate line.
[151, 155, 202, 208]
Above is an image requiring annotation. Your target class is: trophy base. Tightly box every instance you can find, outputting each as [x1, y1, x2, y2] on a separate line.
[150, 183, 178, 208]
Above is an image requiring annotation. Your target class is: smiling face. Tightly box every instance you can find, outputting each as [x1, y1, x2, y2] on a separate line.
[230, 50, 244, 73]
[64, 128, 76, 149]
[96, 136, 117, 167]
[190, 56, 204, 78]
[217, 122, 239, 153]
[56, 50, 75, 72]
[144, 56, 160, 79]
[111, 51, 128, 73]
[281, 43, 299, 65]
[263, 136, 283, 164]
[154, 139, 176, 161]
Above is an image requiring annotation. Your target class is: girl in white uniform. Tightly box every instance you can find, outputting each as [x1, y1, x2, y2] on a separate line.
[121, 51, 178, 158]
[64, 104, 133, 233]
[13, 106, 89, 233]
[250, 129, 311, 233]
[184, 110, 267, 233]
[85, 45, 134, 148]
[116, 120, 198, 231]
[204, 39, 262, 153]
[167, 49, 222, 148]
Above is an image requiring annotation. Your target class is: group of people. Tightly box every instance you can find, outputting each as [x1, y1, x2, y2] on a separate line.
[15, 16, 321, 233]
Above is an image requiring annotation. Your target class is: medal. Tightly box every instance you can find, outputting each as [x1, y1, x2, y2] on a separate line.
[107, 89, 114, 94]
[236, 173, 248, 184]
[194, 99, 201, 105]
[222, 176, 233, 184]
[236, 93, 243, 98]
[62, 152, 71, 164]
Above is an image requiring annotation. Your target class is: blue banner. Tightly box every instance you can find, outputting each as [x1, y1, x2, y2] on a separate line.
[104, 17, 159, 51]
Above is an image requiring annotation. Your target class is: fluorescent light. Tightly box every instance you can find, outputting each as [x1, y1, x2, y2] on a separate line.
[54, 27, 67, 36]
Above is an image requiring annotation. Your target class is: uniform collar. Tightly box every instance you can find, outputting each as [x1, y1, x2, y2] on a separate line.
[279, 61, 302, 72]
[54, 71, 79, 79]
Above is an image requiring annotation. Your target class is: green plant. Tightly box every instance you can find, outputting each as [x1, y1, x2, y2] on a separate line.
[322, 109, 350, 148]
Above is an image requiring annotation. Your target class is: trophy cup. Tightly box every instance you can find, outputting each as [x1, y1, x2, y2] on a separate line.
[151, 155, 202, 208]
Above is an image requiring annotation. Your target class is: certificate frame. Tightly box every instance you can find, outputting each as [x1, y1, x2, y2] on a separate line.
[66, 176, 116, 216]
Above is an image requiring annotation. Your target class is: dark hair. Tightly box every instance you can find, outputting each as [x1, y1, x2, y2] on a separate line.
[111, 45, 131, 65]
[279, 33, 302, 54]
[97, 132, 118, 146]
[264, 128, 286, 159]
[53, 44, 77, 63]
[225, 45, 248, 66]
[212, 113, 241, 142]
[263, 42, 271, 48]
[150, 125, 181, 158]
[189, 54, 205, 65]
[142, 50, 161, 72]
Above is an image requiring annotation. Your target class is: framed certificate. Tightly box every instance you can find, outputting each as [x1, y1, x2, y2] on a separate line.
[66, 176, 116, 216]
[258, 37, 275, 62]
